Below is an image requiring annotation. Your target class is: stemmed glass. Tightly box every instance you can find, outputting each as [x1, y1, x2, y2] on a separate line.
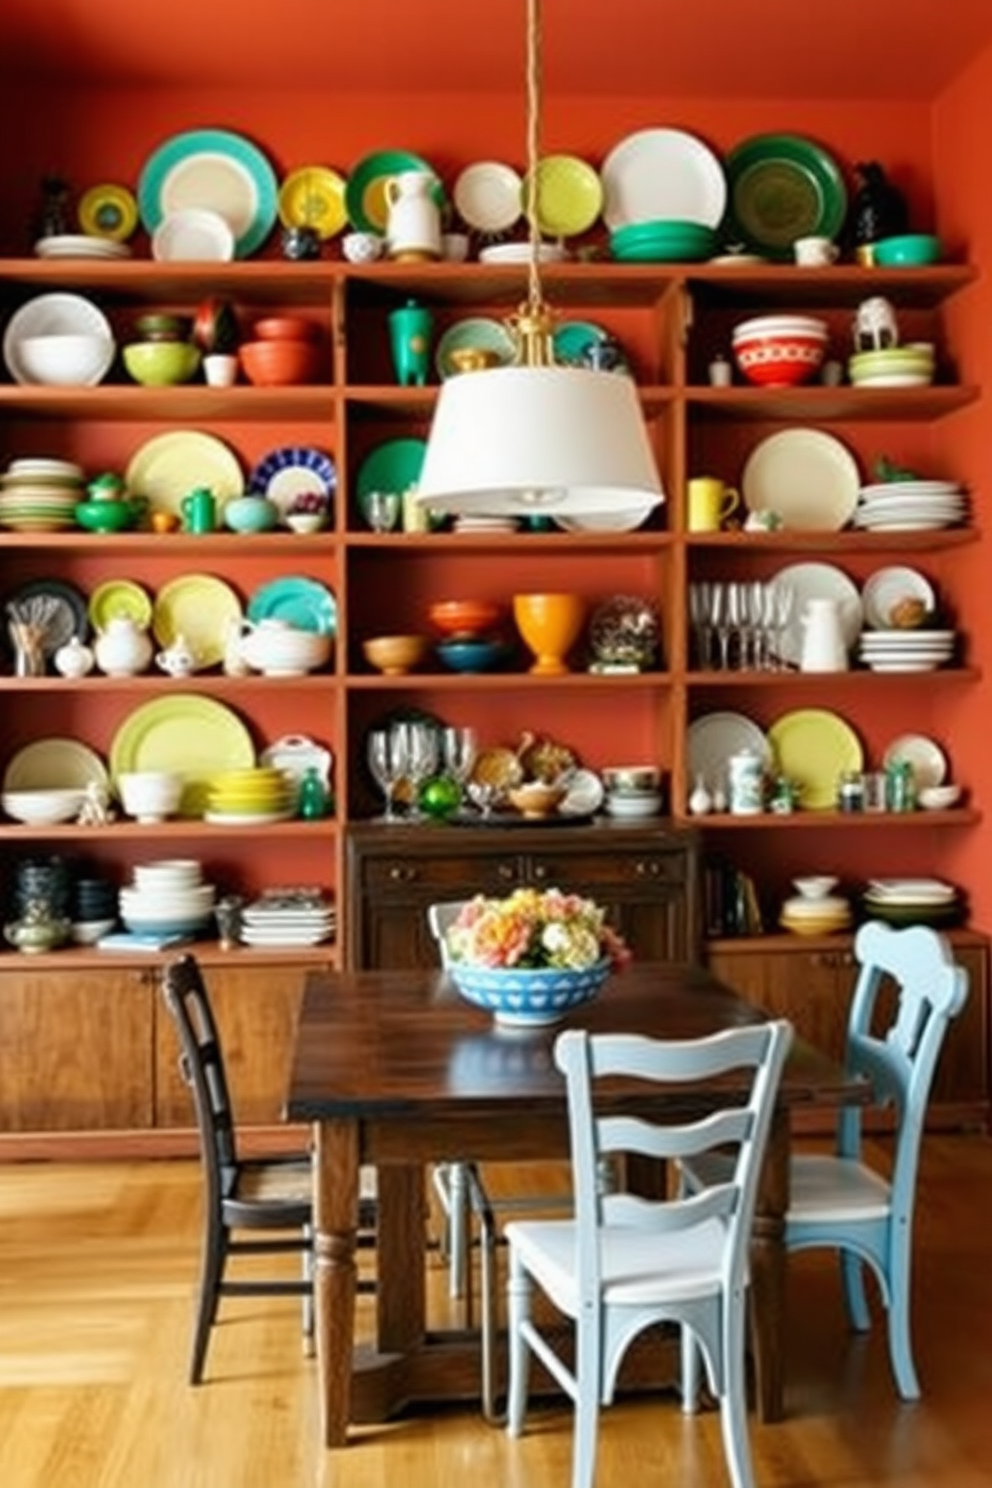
[688, 581, 713, 670]
[403, 722, 440, 820]
[442, 726, 478, 810]
[707, 581, 734, 671]
[365, 490, 401, 533]
[367, 726, 410, 820]
[770, 582, 796, 670]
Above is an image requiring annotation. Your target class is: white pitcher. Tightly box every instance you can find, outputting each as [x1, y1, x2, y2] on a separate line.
[384, 171, 442, 261]
[799, 597, 848, 672]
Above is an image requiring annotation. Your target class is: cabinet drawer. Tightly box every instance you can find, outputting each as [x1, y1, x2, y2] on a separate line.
[360, 854, 523, 896]
[526, 848, 690, 889]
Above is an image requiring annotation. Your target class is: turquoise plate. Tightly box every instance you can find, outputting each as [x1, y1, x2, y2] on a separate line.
[355, 438, 427, 522]
[552, 319, 610, 366]
[723, 133, 848, 260]
[138, 129, 279, 258]
[435, 318, 517, 380]
[344, 149, 447, 234]
[246, 576, 337, 635]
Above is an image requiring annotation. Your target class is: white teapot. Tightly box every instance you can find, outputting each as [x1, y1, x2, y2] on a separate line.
[237, 618, 333, 676]
[155, 632, 200, 678]
[93, 615, 153, 676]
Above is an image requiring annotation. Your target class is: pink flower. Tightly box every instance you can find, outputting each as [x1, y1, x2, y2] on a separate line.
[447, 888, 630, 972]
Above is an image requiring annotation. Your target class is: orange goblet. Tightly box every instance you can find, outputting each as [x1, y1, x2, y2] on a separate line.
[513, 592, 585, 676]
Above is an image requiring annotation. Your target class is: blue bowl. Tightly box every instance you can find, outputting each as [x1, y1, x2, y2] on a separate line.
[436, 638, 507, 673]
[449, 959, 611, 1027]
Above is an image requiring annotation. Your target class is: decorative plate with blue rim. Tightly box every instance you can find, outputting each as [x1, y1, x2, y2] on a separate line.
[246, 576, 337, 635]
[137, 129, 279, 259]
[248, 446, 337, 519]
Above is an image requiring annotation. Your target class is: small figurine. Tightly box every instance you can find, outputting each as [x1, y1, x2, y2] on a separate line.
[77, 781, 116, 826]
[36, 175, 72, 241]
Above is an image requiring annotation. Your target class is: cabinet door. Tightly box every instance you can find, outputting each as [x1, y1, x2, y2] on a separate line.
[154, 963, 311, 1128]
[0, 966, 154, 1132]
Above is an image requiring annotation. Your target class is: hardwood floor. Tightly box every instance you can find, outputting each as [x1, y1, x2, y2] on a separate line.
[1, 1135, 990, 1488]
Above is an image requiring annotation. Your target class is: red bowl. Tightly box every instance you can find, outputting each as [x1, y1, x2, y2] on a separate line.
[732, 334, 827, 388]
[428, 599, 503, 637]
[253, 315, 319, 342]
[239, 338, 322, 386]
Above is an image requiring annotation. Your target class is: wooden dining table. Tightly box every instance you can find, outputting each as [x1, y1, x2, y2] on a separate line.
[284, 961, 869, 1449]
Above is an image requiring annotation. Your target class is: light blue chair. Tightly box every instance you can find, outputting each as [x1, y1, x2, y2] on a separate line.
[784, 919, 969, 1400]
[505, 1019, 793, 1488]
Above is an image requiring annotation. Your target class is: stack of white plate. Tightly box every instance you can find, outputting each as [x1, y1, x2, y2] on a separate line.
[0, 457, 86, 531]
[238, 888, 335, 947]
[857, 629, 956, 672]
[34, 234, 131, 260]
[852, 481, 968, 531]
[119, 859, 216, 936]
[452, 515, 520, 534]
[862, 878, 962, 927]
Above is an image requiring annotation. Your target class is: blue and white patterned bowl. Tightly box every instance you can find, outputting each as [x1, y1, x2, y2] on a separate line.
[449, 959, 611, 1027]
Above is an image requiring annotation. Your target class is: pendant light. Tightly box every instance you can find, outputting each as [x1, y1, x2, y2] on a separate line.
[416, 0, 664, 521]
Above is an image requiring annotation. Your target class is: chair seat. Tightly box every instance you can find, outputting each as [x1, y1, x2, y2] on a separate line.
[507, 1215, 730, 1314]
[234, 1158, 312, 1210]
[788, 1154, 891, 1224]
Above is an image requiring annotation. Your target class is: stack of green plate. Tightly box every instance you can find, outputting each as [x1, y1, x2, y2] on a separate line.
[610, 219, 717, 263]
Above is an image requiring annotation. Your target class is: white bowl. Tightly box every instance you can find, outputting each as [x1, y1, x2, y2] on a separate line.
[15, 332, 115, 386]
[792, 875, 839, 900]
[1, 787, 87, 824]
[70, 917, 118, 945]
[117, 771, 184, 823]
[342, 231, 384, 264]
[604, 792, 663, 819]
[917, 784, 962, 811]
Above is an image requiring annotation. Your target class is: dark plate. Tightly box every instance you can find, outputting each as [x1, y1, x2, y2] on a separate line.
[4, 577, 89, 656]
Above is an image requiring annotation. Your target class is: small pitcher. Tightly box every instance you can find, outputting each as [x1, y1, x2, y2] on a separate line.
[384, 171, 442, 262]
[799, 597, 848, 672]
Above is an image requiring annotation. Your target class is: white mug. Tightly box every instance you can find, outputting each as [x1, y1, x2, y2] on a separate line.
[794, 235, 839, 267]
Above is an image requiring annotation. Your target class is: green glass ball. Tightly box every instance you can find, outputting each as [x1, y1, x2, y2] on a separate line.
[418, 775, 462, 819]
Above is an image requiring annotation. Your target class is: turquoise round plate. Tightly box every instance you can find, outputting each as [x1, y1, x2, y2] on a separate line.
[723, 133, 848, 260]
[344, 149, 447, 234]
[552, 320, 610, 366]
[355, 438, 427, 522]
[246, 576, 337, 635]
[138, 129, 279, 258]
[435, 318, 517, 380]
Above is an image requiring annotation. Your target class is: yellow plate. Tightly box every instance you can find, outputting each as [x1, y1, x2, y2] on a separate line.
[87, 579, 154, 632]
[125, 431, 243, 519]
[77, 183, 139, 242]
[278, 166, 347, 239]
[109, 696, 255, 817]
[151, 574, 243, 669]
[523, 154, 603, 238]
[767, 708, 863, 812]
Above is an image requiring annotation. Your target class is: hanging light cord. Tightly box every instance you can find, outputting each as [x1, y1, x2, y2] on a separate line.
[513, 0, 556, 366]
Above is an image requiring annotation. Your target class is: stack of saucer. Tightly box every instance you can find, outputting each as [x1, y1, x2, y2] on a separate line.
[602, 765, 663, 819]
[202, 768, 297, 825]
[858, 629, 956, 672]
[238, 887, 336, 947]
[779, 876, 852, 936]
[852, 480, 968, 531]
[0, 458, 86, 532]
[862, 877, 963, 928]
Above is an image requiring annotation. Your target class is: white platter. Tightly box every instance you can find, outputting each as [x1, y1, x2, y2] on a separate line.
[600, 127, 727, 230]
[687, 711, 771, 796]
[860, 566, 937, 629]
[882, 734, 947, 789]
[866, 877, 957, 904]
[742, 428, 861, 532]
[771, 561, 864, 667]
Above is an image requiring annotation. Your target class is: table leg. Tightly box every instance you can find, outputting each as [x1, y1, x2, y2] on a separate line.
[313, 1119, 360, 1448]
[749, 1107, 789, 1423]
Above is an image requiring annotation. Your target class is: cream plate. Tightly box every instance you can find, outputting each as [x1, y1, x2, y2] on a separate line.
[767, 708, 863, 811]
[687, 711, 771, 796]
[861, 566, 937, 629]
[600, 127, 727, 230]
[152, 207, 235, 262]
[125, 431, 243, 518]
[151, 574, 244, 668]
[3, 738, 109, 792]
[882, 734, 947, 789]
[771, 561, 864, 667]
[453, 160, 523, 234]
[742, 429, 861, 532]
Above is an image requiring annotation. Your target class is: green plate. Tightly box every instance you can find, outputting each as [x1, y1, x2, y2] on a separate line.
[109, 695, 255, 817]
[344, 149, 446, 234]
[355, 438, 427, 522]
[137, 129, 279, 258]
[723, 133, 848, 260]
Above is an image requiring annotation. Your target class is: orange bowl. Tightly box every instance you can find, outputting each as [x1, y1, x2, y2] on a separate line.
[239, 338, 322, 386]
[252, 315, 319, 342]
[428, 599, 503, 637]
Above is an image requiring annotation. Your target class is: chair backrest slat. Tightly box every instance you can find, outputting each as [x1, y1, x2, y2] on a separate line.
[161, 955, 239, 1199]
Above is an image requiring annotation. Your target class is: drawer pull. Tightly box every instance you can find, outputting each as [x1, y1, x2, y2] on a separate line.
[634, 859, 661, 878]
[497, 862, 516, 882]
[388, 865, 418, 882]
[532, 864, 548, 882]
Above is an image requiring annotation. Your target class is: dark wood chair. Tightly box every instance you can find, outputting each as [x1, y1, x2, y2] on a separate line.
[161, 952, 375, 1383]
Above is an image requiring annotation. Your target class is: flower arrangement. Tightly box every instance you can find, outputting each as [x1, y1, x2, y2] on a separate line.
[446, 886, 631, 973]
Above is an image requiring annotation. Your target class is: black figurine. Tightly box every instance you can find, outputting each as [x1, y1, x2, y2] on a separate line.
[36, 175, 72, 242]
[851, 162, 909, 254]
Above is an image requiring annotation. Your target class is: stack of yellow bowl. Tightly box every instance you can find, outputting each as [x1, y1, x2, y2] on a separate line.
[847, 342, 935, 388]
[202, 767, 297, 825]
[779, 875, 852, 936]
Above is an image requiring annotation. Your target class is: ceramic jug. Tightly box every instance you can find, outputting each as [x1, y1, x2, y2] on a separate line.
[93, 615, 153, 676]
[384, 171, 442, 262]
[799, 597, 848, 672]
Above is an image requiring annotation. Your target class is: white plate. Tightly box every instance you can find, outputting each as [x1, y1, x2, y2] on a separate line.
[477, 241, 567, 264]
[202, 808, 296, 825]
[771, 562, 864, 667]
[742, 429, 861, 531]
[560, 768, 605, 817]
[687, 711, 771, 795]
[861, 566, 937, 629]
[882, 735, 947, 789]
[35, 235, 131, 259]
[2, 292, 114, 386]
[600, 127, 727, 230]
[866, 878, 957, 904]
[453, 160, 523, 234]
[152, 208, 235, 262]
[859, 481, 962, 500]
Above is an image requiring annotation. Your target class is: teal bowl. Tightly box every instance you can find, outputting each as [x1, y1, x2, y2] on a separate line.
[872, 234, 942, 267]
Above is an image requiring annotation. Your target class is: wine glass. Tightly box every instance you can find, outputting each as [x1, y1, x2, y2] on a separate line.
[366, 726, 409, 820]
[442, 726, 478, 809]
[403, 722, 440, 820]
[365, 490, 401, 533]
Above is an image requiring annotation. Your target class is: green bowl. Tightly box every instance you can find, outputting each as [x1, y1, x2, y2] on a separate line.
[74, 499, 139, 533]
[872, 234, 942, 267]
[123, 340, 202, 387]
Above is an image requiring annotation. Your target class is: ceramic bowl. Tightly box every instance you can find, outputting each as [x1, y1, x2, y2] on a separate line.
[436, 637, 506, 673]
[252, 315, 318, 342]
[604, 792, 663, 819]
[447, 346, 501, 374]
[917, 784, 962, 811]
[241, 621, 333, 675]
[239, 338, 321, 387]
[732, 316, 829, 388]
[362, 633, 429, 675]
[792, 875, 840, 900]
[117, 771, 184, 823]
[16, 332, 115, 386]
[602, 765, 661, 795]
[428, 598, 503, 637]
[342, 231, 385, 264]
[123, 340, 201, 386]
[449, 959, 610, 1027]
[507, 781, 569, 818]
[1, 787, 87, 824]
[872, 233, 942, 267]
[74, 498, 139, 533]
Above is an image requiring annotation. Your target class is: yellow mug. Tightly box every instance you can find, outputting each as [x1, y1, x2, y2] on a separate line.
[687, 476, 740, 532]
